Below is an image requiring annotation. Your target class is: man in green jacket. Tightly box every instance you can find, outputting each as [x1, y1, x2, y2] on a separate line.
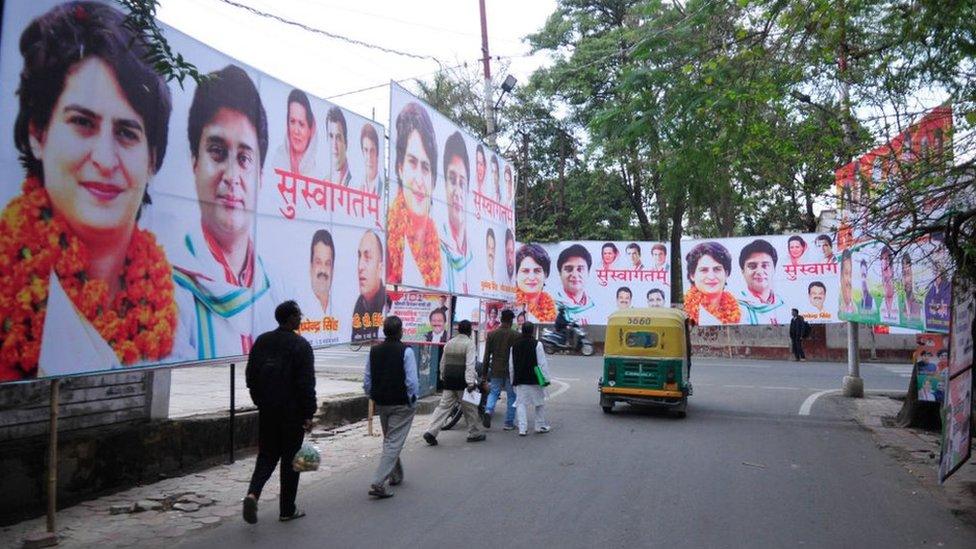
[482, 309, 520, 429]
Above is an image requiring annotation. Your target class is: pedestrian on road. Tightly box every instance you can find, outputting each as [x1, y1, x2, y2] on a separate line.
[423, 320, 486, 445]
[482, 309, 520, 430]
[243, 300, 316, 524]
[789, 308, 808, 362]
[510, 321, 552, 436]
[364, 315, 419, 498]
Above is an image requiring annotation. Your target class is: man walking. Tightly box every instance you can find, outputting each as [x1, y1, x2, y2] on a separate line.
[364, 316, 418, 498]
[788, 308, 808, 362]
[243, 301, 316, 524]
[482, 309, 520, 430]
[423, 320, 486, 445]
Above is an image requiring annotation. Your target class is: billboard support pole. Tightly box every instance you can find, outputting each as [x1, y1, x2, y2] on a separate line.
[229, 363, 236, 464]
[843, 324, 864, 397]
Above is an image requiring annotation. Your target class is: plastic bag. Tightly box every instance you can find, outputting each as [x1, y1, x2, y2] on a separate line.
[292, 441, 321, 472]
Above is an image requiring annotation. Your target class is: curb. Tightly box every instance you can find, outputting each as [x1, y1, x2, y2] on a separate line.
[317, 393, 440, 427]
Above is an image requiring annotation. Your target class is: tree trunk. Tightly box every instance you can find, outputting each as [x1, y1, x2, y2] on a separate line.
[669, 191, 686, 304]
[894, 362, 942, 430]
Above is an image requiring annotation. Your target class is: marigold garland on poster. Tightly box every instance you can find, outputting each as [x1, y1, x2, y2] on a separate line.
[386, 192, 442, 288]
[516, 287, 556, 322]
[683, 286, 742, 324]
[0, 178, 177, 381]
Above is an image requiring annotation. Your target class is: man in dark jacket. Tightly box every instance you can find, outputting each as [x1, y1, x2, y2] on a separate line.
[243, 300, 316, 524]
[364, 315, 419, 498]
[482, 309, 520, 429]
[788, 308, 808, 362]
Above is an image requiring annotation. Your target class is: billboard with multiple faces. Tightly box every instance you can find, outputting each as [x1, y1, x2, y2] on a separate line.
[386, 83, 516, 302]
[0, 0, 387, 381]
[679, 234, 840, 326]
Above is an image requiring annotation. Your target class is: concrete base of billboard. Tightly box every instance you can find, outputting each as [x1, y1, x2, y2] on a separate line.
[0, 392, 439, 527]
[842, 375, 865, 398]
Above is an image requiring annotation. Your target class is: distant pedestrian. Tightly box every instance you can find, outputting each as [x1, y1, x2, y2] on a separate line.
[482, 309, 520, 430]
[789, 308, 808, 361]
[509, 321, 552, 436]
[243, 300, 316, 524]
[364, 316, 419, 498]
[423, 320, 486, 445]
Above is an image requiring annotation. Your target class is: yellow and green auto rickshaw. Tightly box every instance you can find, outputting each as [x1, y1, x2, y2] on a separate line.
[599, 308, 692, 417]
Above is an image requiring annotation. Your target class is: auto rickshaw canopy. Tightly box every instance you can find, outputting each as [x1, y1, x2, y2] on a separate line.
[604, 307, 689, 359]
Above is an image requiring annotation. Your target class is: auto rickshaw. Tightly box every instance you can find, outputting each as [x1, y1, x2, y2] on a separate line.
[598, 308, 692, 417]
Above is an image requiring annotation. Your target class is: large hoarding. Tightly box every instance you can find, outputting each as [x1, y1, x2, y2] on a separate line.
[514, 240, 671, 325]
[386, 83, 515, 302]
[679, 234, 841, 326]
[835, 107, 953, 333]
[939, 278, 973, 483]
[0, 1, 387, 382]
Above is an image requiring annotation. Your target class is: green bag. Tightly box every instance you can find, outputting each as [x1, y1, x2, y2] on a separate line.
[534, 365, 550, 386]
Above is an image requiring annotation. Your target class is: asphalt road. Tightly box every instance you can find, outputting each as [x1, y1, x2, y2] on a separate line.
[179, 355, 975, 548]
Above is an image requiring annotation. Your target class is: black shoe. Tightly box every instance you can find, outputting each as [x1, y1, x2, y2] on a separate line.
[279, 508, 306, 522]
[466, 434, 486, 442]
[423, 432, 438, 446]
[389, 460, 403, 486]
[242, 496, 257, 524]
[369, 483, 394, 499]
[482, 414, 492, 429]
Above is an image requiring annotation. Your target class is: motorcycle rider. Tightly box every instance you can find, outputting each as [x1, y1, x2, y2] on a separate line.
[555, 303, 575, 350]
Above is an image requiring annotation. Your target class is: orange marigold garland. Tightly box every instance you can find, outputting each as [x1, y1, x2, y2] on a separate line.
[516, 288, 556, 322]
[683, 286, 741, 324]
[0, 177, 177, 381]
[386, 191, 442, 288]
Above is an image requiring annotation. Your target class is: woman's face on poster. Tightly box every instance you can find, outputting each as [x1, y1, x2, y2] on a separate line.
[602, 246, 617, 265]
[517, 256, 545, 294]
[476, 151, 486, 186]
[30, 58, 152, 241]
[287, 101, 312, 155]
[691, 254, 727, 296]
[788, 240, 805, 260]
[399, 129, 432, 216]
[445, 155, 467, 231]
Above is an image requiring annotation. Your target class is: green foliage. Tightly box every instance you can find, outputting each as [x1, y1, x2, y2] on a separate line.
[116, 0, 206, 87]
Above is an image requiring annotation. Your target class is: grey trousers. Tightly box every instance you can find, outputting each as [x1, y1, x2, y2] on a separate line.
[373, 404, 416, 486]
[425, 390, 484, 438]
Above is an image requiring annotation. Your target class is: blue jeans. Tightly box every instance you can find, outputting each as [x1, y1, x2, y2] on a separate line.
[485, 377, 516, 427]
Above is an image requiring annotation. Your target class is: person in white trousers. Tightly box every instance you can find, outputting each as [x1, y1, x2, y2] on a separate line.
[508, 321, 552, 436]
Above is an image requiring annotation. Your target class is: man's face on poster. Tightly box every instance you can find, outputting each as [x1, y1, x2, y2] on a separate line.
[559, 256, 589, 298]
[287, 101, 312, 155]
[617, 290, 632, 308]
[328, 120, 347, 170]
[194, 108, 260, 242]
[881, 255, 894, 299]
[357, 232, 382, 300]
[742, 252, 774, 296]
[628, 248, 641, 267]
[504, 167, 513, 201]
[602, 246, 617, 266]
[430, 311, 446, 333]
[647, 291, 665, 308]
[860, 261, 869, 283]
[809, 285, 826, 310]
[902, 261, 914, 296]
[491, 161, 500, 195]
[445, 154, 467, 234]
[476, 150, 486, 187]
[486, 233, 496, 275]
[651, 247, 666, 268]
[505, 237, 516, 278]
[818, 238, 833, 259]
[310, 241, 334, 306]
[362, 135, 379, 183]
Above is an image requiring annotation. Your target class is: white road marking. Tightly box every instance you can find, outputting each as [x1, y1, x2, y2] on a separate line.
[799, 389, 838, 416]
[549, 379, 571, 400]
[552, 377, 580, 381]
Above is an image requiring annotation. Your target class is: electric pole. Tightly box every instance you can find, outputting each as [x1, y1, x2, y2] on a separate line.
[479, 0, 495, 147]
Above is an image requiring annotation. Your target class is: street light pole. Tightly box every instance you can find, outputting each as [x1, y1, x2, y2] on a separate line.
[479, 0, 496, 147]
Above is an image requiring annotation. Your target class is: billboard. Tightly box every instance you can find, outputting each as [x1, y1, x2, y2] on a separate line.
[0, 1, 387, 382]
[835, 107, 953, 333]
[514, 241, 671, 325]
[939, 278, 974, 483]
[679, 234, 841, 326]
[386, 82, 515, 302]
[386, 291, 450, 344]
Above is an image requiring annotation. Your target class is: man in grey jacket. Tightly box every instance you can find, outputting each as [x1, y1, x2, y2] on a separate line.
[423, 320, 486, 444]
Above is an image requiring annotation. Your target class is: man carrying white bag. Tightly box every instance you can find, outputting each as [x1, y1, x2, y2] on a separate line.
[423, 320, 488, 445]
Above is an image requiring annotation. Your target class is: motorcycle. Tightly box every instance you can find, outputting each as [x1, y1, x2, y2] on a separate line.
[541, 324, 595, 356]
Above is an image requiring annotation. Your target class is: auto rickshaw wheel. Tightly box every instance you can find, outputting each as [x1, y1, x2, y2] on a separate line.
[673, 398, 688, 418]
[602, 405, 613, 414]
[600, 396, 614, 414]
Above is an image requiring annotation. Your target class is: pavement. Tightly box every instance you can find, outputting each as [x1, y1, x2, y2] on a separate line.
[2, 356, 974, 548]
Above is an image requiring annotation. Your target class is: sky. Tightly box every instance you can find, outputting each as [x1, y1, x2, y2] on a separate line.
[157, 0, 557, 135]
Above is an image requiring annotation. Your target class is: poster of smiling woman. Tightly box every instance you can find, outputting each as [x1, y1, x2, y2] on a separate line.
[386, 83, 515, 302]
[0, 1, 386, 382]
